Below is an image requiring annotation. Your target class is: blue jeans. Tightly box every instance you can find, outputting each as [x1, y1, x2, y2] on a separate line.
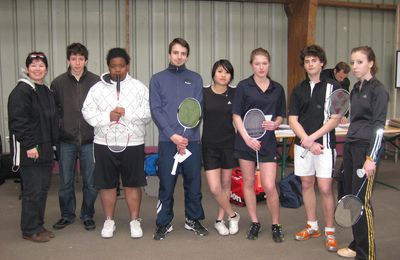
[58, 142, 97, 221]
[156, 141, 204, 226]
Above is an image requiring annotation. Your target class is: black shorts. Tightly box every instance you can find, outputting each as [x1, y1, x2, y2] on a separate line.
[202, 146, 238, 171]
[94, 143, 147, 189]
[234, 150, 277, 163]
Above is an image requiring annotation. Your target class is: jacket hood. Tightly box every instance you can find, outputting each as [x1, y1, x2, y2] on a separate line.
[100, 72, 132, 86]
[18, 67, 49, 90]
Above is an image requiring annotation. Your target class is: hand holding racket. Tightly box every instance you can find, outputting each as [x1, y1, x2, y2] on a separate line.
[243, 108, 267, 169]
[110, 107, 125, 122]
[170, 97, 201, 175]
[105, 75, 131, 153]
[334, 168, 367, 228]
[301, 89, 350, 158]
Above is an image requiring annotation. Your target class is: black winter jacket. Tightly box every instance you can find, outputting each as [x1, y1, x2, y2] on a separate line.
[51, 67, 99, 144]
[8, 79, 59, 166]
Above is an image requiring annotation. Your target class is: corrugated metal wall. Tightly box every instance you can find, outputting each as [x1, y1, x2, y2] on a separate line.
[1, 0, 399, 151]
[0, 0, 288, 150]
[316, 0, 400, 117]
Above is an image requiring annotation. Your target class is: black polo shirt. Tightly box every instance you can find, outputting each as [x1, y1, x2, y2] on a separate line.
[232, 75, 286, 155]
[346, 77, 389, 157]
[202, 85, 236, 148]
[288, 78, 341, 148]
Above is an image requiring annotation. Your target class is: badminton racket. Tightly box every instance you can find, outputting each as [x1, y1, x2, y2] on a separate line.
[171, 97, 202, 175]
[243, 108, 267, 169]
[105, 74, 131, 153]
[334, 168, 367, 228]
[301, 89, 350, 158]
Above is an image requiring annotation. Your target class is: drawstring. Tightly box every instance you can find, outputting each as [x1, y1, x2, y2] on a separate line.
[12, 134, 20, 172]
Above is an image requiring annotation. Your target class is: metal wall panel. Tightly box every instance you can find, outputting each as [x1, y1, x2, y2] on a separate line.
[316, 0, 400, 117]
[1, 0, 399, 151]
[0, 0, 288, 150]
[136, 0, 288, 145]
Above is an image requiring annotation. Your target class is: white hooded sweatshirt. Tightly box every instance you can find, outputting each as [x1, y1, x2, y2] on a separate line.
[82, 72, 151, 146]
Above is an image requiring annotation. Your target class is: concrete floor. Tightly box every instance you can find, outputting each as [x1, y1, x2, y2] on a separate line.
[0, 158, 399, 260]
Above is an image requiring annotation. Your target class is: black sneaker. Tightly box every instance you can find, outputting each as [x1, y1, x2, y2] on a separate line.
[83, 219, 96, 231]
[247, 222, 261, 240]
[53, 218, 74, 230]
[272, 224, 284, 243]
[153, 223, 173, 240]
[184, 218, 209, 236]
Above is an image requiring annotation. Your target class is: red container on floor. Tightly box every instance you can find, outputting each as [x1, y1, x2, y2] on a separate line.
[230, 167, 265, 207]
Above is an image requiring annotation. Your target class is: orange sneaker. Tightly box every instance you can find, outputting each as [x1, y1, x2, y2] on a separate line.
[294, 224, 321, 241]
[325, 231, 338, 252]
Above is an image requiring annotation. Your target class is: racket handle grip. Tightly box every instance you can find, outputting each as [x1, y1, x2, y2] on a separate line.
[300, 148, 309, 159]
[171, 156, 179, 175]
[356, 169, 365, 178]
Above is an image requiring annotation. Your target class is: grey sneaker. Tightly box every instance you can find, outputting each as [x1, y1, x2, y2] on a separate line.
[184, 218, 209, 236]
[153, 223, 173, 241]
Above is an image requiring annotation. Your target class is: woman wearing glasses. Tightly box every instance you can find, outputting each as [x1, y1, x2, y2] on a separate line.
[8, 52, 58, 242]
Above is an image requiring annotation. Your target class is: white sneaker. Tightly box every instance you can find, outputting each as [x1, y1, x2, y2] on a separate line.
[337, 247, 356, 258]
[228, 212, 240, 235]
[101, 218, 116, 238]
[130, 218, 143, 238]
[214, 220, 229, 236]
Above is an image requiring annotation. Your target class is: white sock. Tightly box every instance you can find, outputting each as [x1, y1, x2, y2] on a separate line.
[325, 226, 335, 235]
[307, 220, 319, 231]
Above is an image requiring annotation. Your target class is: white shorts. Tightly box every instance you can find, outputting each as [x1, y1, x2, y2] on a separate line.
[294, 144, 336, 178]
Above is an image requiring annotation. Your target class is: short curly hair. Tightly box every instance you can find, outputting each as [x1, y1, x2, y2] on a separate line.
[106, 48, 130, 66]
[300, 44, 327, 68]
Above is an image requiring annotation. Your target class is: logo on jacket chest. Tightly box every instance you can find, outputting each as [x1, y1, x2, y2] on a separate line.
[184, 79, 192, 85]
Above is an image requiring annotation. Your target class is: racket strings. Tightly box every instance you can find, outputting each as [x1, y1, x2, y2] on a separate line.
[335, 196, 363, 227]
[243, 111, 265, 139]
[327, 90, 350, 117]
[178, 99, 201, 129]
[106, 123, 130, 153]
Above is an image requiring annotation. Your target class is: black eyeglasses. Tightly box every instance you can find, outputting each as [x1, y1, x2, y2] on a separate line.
[30, 54, 45, 59]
